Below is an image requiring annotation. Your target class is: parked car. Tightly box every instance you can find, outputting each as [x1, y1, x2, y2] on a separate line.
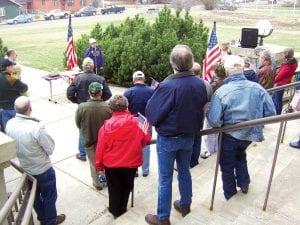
[217, 2, 238, 10]
[44, 9, 70, 20]
[74, 6, 97, 17]
[101, 5, 125, 14]
[146, 8, 160, 13]
[6, 14, 32, 24]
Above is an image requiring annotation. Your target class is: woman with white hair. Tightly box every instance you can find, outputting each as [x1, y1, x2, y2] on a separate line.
[95, 95, 151, 218]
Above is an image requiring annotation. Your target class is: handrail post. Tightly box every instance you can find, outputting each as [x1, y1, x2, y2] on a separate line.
[209, 132, 223, 211]
[263, 121, 284, 211]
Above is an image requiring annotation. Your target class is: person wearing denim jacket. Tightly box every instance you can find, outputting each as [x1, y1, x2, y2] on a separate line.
[207, 55, 276, 200]
[145, 45, 208, 225]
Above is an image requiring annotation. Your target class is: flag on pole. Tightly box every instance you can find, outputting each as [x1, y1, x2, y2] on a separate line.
[66, 15, 78, 70]
[202, 22, 221, 81]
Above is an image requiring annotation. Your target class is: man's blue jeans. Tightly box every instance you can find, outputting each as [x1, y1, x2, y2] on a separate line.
[29, 167, 57, 225]
[156, 134, 194, 220]
[220, 133, 251, 199]
[190, 134, 201, 168]
[272, 85, 284, 115]
[2, 109, 16, 132]
[78, 128, 86, 158]
[142, 145, 150, 175]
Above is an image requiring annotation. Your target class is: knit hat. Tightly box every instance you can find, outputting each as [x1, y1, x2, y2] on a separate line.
[88, 82, 103, 95]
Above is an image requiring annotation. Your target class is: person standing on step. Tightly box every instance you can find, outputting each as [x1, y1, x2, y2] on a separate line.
[85, 38, 104, 75]
[124, 70, 154, 177]
[75, 82, 112, 190]
[145, 45, 208, 225]
[207, 55, 276, 200]
[67, 57, 112, 162]
[272, 48, 298, 115]
[6, 96, 66, 225]
[95, 95, 151, 218]
[0, 59, 28, 132]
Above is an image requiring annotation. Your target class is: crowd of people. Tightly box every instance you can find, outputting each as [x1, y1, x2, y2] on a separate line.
[0, 41, 299, 225]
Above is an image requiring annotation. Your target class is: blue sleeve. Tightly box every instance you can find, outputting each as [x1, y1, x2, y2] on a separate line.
[145, 85, 174, 126]
[263, 92, 276, 117]
[85, 48, 91, 58]
[206, 93, 224, 127]
[98, 47, 104, 67]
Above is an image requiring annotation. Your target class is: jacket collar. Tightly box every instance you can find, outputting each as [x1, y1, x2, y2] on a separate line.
[224, 74, 246, 84]
[16, 113, 40, 122]
[164, 71, 195, 81]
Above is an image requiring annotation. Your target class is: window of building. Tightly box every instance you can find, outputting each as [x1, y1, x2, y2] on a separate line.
[41, 0, 46, 6]
[80, 0, 87, 6]
[52, 0, 58, 6]
[67, 0, 75, 6]
[0, 8, 5, 17]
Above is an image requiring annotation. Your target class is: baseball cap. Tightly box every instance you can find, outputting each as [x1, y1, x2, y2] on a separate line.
[89, 38, 97, 44]
[1, 59, 15, 69]
[88, 82, 103, 95]
[132, 71, 145, 79]
[224, 55, 244, 70]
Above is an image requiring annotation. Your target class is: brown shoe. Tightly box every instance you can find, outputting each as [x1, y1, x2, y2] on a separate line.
[76, 153, 86, 161]
[145, 214, 170, 225]
[173, 200, 190, 217]
[55, 214, 66, 225]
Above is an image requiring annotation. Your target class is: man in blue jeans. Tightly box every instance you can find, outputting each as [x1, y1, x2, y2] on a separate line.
[145, 45, 208, 225]
[124, 70, 154, 177]
[6, 96, 65, 225]
[207, 55, 276, 200]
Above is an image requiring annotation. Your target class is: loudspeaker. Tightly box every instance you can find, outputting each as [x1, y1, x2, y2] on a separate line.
[240, 28, 258, 48]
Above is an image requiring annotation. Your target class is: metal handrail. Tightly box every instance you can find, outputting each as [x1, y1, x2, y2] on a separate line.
[267, 81, 300, 93]
[0, 161, 36, 225]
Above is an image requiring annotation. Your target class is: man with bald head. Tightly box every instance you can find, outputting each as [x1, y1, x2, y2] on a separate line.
[145, 45, 208, 225]
[6, 96, 65, 225]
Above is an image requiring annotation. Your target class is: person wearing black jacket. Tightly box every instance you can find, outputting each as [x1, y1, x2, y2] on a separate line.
[67, 57, 112, 161]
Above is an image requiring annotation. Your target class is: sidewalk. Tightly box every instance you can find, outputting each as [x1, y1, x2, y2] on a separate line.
[3, 66, 300, 225]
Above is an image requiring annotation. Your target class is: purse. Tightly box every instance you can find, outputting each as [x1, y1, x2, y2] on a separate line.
[291, 92, 300, 111]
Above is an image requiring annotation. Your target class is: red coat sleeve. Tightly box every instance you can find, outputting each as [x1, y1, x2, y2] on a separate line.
[274, 64, 289, 83]
[94, 127, 106, 172]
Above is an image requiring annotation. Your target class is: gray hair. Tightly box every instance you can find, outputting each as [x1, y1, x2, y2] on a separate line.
[284, 48, 294, 59]
[109, 95, 128, 112]
[14, 96, 31, 115]
[170, 45, 194, 72]
[82, 57, 94, 73]
[260, 51, 271, 62]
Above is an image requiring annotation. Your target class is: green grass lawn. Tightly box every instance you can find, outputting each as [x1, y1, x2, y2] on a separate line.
[0, 7, 299, 72]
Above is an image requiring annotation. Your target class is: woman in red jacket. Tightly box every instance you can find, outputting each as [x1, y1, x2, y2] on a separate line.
[272, 48, 298, 114]
[94, 95, 151, 218]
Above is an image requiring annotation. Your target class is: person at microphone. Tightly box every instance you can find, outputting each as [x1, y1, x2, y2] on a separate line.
[85, 38, 104, 75]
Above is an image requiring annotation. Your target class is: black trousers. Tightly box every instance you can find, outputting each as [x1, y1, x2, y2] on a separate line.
[105, 167, 137, 218]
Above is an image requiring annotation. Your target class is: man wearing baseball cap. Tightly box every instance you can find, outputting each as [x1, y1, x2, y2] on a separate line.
[75, 82, 112, 190]
[124, 71, 154, 177]
[0, 59, 28, 131]
[207, 55, 276, 200]
[84, 38, 104, 74]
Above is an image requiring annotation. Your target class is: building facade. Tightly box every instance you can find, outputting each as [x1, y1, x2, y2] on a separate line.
[0, 0, 21, 20]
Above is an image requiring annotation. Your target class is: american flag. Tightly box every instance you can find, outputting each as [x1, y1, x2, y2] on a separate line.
[150, 77, 159, 90]
[66, 15, 78, 70]
[137, 112, 150, 135]
[202, 22, 221, 81]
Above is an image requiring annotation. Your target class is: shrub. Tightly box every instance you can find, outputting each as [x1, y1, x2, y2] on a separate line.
[0, 38, 8, 60]
[68, 6, 208, 86]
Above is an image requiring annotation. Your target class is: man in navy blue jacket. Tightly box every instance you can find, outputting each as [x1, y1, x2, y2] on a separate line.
[124, 70, 154, 177]
[85, 38, 104, 74]
[145, 45, 208, 225]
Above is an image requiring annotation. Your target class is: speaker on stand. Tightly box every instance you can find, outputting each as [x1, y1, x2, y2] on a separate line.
[240, 28, 258, 48]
